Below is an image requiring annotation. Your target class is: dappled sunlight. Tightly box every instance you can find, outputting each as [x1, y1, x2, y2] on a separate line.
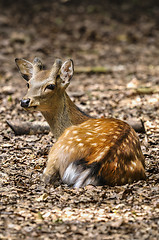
[40, 204, 152, 223]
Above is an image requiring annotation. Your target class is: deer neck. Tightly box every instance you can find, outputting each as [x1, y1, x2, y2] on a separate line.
[41, 92, 90, 139]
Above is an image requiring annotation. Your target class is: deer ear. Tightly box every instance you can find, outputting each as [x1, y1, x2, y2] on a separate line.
[60, 59, 74, 88]
[15, 58, 33, 81]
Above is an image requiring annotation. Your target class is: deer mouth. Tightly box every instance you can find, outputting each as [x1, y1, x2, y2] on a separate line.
[30, 106, 37, 109]
[24, 105, 38, 111]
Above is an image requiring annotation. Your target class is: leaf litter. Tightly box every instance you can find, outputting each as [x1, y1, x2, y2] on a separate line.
[0, 1, 159, 239]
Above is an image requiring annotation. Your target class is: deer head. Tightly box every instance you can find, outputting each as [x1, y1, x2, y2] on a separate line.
[15, 57, 74, 112]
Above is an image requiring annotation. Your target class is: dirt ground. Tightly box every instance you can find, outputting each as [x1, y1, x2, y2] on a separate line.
[0, 1, 159, 239]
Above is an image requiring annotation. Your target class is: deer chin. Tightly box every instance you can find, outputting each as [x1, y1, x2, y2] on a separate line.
[23, 105, 38, 111]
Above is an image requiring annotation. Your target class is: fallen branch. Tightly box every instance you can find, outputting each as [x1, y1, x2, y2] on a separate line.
[75, 65, 125, 74]
[135, 86, 159, 94]
[6, 120, 50, 135]
[126, 119, 146, 134]
[75, 66, 111, 74]
[7, 118, 146, 136]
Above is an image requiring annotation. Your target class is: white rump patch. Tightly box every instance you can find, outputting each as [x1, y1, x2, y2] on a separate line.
[62, 162, 79, 185]
[73, 169, 91, 188]
[62, 162, 98, 188]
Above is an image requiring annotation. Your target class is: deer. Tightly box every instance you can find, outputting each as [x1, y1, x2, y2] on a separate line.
[15, 57, 146, 188]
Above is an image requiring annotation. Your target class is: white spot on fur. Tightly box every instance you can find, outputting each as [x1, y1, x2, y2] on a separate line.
[114, 162, 117, 167]
[96, 121, 101, 124]
[95, 149, 108, 161]
[76, 138, 82, 142]
[65, 146, 69, 151]
[133, 140, 137, 145]
[60, 145, 65, 151]
[130, 166, 134, 171]
[95, 156, 101, 161]
[64, 129, 70, 137]
[83, 124, 90, 128]
[86, 138, 93, 142]
[73, 130, 78, 134]
[109, 128, 114, 131]
[113, 135, 118, 139]
[95, 126, 102, 130]
[110, 142, 114, 146]
[91, 143, 98, 147]
[101, 150, 106, 156]
[117, 149, 120, 155]
[95, 152, 104, 161]
[78, 143, 84, 147]
[101, 132, 106, 135]
[115, 131, 120, 134]
[105, 146, 109, 150]
[69, 147, 75, 153]
[87, 132, 93, 135]
[131, 161, 137, 167]
[101, 138, 106, 142]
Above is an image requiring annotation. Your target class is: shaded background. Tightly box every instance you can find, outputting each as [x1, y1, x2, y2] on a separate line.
[1, 0, 159, 65]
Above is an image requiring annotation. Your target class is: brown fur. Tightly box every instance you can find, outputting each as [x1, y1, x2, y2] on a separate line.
[44, 118, 146, 186]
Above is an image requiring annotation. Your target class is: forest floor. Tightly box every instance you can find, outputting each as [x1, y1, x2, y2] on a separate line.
[0, 1, 159, 239]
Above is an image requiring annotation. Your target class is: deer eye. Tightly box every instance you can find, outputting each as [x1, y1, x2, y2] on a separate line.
[45, 84, 55, 90]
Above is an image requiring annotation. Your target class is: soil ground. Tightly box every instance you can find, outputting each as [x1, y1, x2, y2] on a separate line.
[0, 1, 159, 239]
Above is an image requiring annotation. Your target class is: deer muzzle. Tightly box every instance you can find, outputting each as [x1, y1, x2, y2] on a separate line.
[21, 98, 30, 108]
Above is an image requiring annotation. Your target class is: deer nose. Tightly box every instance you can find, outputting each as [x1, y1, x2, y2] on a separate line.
[21, 99, 30, 108]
